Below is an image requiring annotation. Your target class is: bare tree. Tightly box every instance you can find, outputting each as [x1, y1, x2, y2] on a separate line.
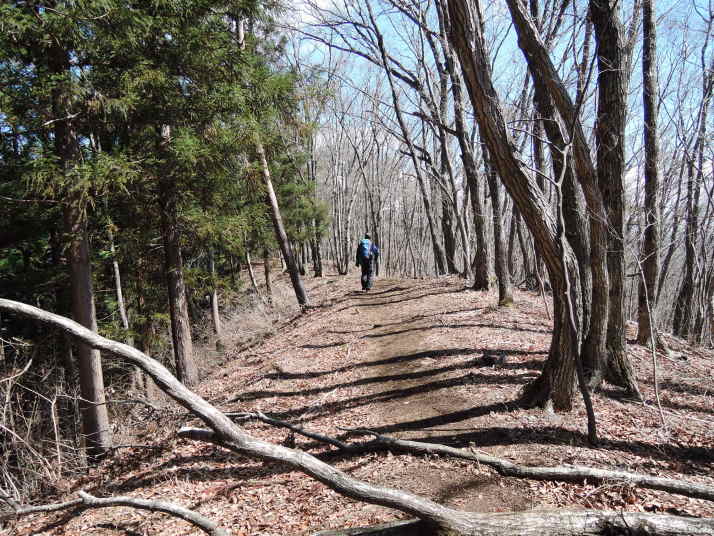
[255, 137, 310, 307]
[637, 0, 662, 346]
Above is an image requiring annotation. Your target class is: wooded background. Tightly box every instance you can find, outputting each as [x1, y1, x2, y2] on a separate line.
[0, 0, 712, 531]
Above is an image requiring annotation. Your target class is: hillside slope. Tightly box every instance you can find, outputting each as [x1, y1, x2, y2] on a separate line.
[11, 274, 714, 535]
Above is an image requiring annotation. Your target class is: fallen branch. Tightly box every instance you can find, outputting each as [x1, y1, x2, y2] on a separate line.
[238, 412, 714, 504]
[345, 428, 714, 502]
[0, 497, 82, 518]
[1, 491, 227, 536]
[229, 411, 350, 450]
[0, 299, 471, 532]
[76, 491, 228, 536]
[180, 426, 714, 536]
[3, 298, 714, 536]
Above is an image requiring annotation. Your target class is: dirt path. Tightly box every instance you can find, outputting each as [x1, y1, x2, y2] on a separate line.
[330, 280, 533, 514]
[14, 273, 714, 536]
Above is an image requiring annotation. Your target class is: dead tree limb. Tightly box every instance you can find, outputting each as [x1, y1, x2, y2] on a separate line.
[308, 515, 714, 536]
[345, 429, 714, 502]
[76, 491, 228, 536]
[3, 299, 714, 536]
[179, 427, 714, 536]
[1, 491, 227, 536]
[230, 411, 350, 450]
[0, 498, 82, 517]
[229, 413, 714, 503]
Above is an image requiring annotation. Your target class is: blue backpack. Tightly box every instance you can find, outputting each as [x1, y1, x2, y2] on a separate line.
[358, 239, 372, 261]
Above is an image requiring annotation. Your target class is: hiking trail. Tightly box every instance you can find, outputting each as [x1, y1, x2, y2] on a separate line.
[14, 275, 714, 536]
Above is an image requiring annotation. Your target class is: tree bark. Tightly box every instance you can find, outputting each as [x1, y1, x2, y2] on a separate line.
[589, 0, 640, 396]
[209, 249, 222, 339]
[255, 137, 309, 307]
[64, 205, 113, 459]
[435, 1, 490, 289]
[159, 126, 198, 388]
[245, 244, 261, 297]
[503, 0, 610, 398]
[672, 62, 712, 339]
[636, 0, 661, 346]
[441, 195, 458, 275]
[484, 147, 513, 306]
[50, 44, 111, 460]
[447, 0, 583, 410]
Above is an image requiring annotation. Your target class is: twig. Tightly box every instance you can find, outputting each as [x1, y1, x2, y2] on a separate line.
[229, 411, 349, 450]
[109, 444, 165, 451]
[0, 359, 33, 383]
[0, 195, 57, 205]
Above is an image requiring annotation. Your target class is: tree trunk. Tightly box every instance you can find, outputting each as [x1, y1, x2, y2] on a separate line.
[468, 174, 491, 291]
[312, 236, 323, 277]
[107, 225, 131, 342]
[64, 205, 113, 460]
[507, 206, 518, 280]
[209, 249, 222, 339]
[516, 210, 533, 281]
[447, 0, 583, 410]
[107, 219, 144, 391]
[673, 62, 711, 339]
[160, 192, 198, 388]
[435, 4, 490, 289]
[245, 245, 260, 296]
[672, 163, 697, 338]
[263, 250, 273, 303]
[636, 0, 662, 346]
[50, 44, 111, 461]
[159, 125, 198, 388]
[441, 193, 458, 275]
[589, 0, 640, 396]
[255, 137, 309, 307]
[484, 149, 513, 306]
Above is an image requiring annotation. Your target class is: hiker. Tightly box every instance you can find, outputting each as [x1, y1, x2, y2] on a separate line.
[355, 233, 379, 291]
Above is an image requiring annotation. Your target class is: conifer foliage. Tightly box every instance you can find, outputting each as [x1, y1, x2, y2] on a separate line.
[0, 0, 324, 470]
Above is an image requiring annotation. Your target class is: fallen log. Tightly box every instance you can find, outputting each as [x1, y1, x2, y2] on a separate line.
[2, 298, 713, 536]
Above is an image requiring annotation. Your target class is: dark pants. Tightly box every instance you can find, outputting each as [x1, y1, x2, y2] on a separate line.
[360, 259, 374, 290]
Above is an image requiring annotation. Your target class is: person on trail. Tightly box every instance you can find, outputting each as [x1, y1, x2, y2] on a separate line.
[356, 233, 379, 292]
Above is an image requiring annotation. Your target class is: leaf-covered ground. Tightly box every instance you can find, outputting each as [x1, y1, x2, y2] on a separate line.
[11, 273, 714, 535]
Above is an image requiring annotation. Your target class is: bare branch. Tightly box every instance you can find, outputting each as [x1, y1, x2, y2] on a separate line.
[76, 491, 228, 536]
[1, 491, 227, 536]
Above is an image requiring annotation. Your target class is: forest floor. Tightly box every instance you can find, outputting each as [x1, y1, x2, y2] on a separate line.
[11, 271, 714, 535]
